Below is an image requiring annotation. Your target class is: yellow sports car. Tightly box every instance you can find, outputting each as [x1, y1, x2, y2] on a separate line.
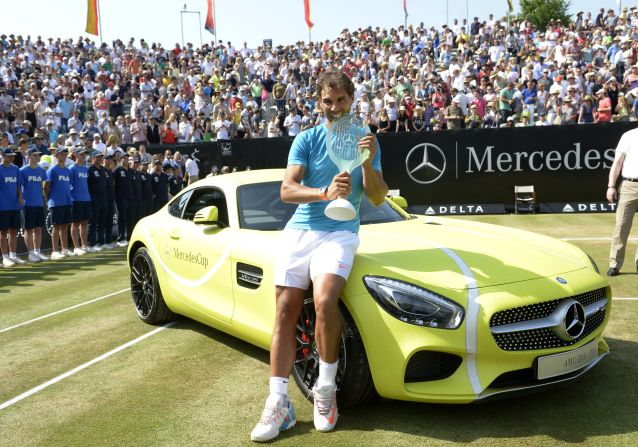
[127, 169, 610, 406]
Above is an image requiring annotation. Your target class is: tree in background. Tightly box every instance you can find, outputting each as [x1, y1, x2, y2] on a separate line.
[519, 0, 572, 30]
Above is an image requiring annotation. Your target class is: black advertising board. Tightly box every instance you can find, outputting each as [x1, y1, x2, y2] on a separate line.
[148, 122, 634, 209]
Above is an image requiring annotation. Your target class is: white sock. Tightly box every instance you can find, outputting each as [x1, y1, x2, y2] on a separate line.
[2, 255, 9, 260]
[34, 249, 40, 255]
[269, 376, 289, 398]
[28, 250, 35, 256]
[9, 252, 16, 259]
[317, 359, 338, 389]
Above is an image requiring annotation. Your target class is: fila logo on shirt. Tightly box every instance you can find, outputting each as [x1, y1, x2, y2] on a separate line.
[58, 175, 70, 181]
[79, 172, 88, 178]
[4, 176, 17, 183]
[27, 176, 42, 182]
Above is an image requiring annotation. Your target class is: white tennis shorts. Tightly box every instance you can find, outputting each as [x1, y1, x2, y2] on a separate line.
[274, 229, 360, 289]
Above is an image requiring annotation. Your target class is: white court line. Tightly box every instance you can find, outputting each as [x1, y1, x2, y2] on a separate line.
[0, 321, 176, 411]
[613, 297, 638, 301]
[561, 237, 638, 241]
[0, 288, 131, 334]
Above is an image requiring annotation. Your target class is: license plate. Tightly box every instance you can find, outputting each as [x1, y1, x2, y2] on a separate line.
[536, 340, 599, 380]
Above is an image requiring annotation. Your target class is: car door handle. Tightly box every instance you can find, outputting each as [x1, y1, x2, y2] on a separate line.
[169, 229, 181, 240]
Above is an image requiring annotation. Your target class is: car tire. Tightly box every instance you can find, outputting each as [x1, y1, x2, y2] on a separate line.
[130, 247, 174, 324]
[292, 298, 376, 409]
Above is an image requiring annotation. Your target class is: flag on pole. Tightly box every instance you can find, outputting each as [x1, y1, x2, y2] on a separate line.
[85, 0, 99, 36]
[304, 0, 314, 29]
[507, 0, 514, 12]
[205, 0, 216, 35]
[403, 0, 408, 19]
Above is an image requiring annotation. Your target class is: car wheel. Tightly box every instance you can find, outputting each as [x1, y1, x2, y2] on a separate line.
[292, 298, 376, 408]
[130, 247, 174, 324]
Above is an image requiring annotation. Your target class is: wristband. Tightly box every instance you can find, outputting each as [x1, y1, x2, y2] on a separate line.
[608, 186, 616, 189]
[318, 186, 329, 201]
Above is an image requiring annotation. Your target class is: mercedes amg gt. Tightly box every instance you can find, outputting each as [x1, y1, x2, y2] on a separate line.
[127, 169, 610, 407]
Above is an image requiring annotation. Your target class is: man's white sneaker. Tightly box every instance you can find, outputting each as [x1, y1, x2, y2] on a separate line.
[51, 251, 66, 260]
[117, 240, 129, 248]
[10, 256, 27, 265]
[64, 249, 77, 257]
[250, 394, 296, 442]
[313, 385, 338, 432]
[36, 252, 49, 261]
[73, 248, 87, 256]
[102, 243, 114, 249]
[2, 258, 16, 268]
[90, 245, 103, 253]
[28, 254, 41, 263]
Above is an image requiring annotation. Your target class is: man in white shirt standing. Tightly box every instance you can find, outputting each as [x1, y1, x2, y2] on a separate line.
[214, 112, 231, 140]
[606, 127, 638, 276]
[283, 109, 302, 136]
[184, 155, 199, 185]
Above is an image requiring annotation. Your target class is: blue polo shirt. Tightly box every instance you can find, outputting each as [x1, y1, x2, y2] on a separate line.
[47, 164, 72, 207]
[69, 163, 91, 202]
[0, 163, 22, 211]
[285, 123, 382, 234]
[20, 165, 47, 207]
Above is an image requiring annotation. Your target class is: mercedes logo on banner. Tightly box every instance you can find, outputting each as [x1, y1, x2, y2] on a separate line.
[405, 143, 447, 184]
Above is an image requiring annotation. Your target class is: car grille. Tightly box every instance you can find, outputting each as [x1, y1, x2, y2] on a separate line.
[236, 263, 263, 289]
[404, 351, 462, 383]
[489, 288, 607, 351]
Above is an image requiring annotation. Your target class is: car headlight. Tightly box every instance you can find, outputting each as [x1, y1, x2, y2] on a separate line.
[363, 276, 464, 329]
[586, 254, 600, 274]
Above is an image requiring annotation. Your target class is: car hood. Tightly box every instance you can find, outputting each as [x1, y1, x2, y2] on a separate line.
[356, 217, 588, 290]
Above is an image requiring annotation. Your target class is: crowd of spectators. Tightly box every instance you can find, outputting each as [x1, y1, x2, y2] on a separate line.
[2, 6, 638, 148]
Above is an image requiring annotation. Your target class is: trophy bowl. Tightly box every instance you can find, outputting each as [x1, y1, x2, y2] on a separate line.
[324, 114, 370, 221]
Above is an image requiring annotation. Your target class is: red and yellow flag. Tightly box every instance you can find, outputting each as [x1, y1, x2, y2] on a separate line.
[205, 0, 216, 35]
[304, 0, 314, 29]
[85, 0, 99, 36]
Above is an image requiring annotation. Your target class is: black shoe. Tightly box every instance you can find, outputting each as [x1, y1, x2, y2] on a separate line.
[607, 267, 620, 277]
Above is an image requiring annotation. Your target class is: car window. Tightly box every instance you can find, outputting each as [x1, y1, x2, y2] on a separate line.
[237, 181, 405, 230]
[183, 187, 229, 226]
[168, 190, 193, 219]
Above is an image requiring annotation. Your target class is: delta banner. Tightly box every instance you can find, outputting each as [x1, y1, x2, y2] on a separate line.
[85, 0, 99, 36]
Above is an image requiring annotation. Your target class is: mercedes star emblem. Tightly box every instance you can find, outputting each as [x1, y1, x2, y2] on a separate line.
[405, 143, 447, 184]
[552, 299, 586, 341]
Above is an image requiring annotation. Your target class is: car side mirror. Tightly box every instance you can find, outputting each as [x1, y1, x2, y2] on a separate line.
[389, 195, 408, 210]
[194, 206, 219, 224]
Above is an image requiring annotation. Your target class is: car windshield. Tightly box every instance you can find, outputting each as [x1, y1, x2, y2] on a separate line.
[237, 181, 406, 230]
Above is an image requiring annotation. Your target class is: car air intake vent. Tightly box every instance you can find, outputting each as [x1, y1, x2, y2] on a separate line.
[404, 351, 462, 383]
[237, 263, 263, 289]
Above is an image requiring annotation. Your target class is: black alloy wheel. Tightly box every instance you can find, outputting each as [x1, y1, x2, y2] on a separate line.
[130, 247, 173, 324]
[292, 298, 376, 408]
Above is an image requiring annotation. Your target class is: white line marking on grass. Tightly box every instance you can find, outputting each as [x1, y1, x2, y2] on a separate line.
[613, 297, 638, 301]
[0, 321, 175, 411]
[561, 237, 638, 241]
[0, 288, 131, 334]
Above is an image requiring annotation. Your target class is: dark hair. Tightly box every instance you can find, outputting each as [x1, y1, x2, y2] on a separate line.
[316, 70, 354, 99]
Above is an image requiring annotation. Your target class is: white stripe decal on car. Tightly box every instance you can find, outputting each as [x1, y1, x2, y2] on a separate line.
[434, 245, 483, 396]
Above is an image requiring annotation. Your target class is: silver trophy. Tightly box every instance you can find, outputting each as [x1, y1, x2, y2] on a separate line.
[324, 114, 370, 221]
